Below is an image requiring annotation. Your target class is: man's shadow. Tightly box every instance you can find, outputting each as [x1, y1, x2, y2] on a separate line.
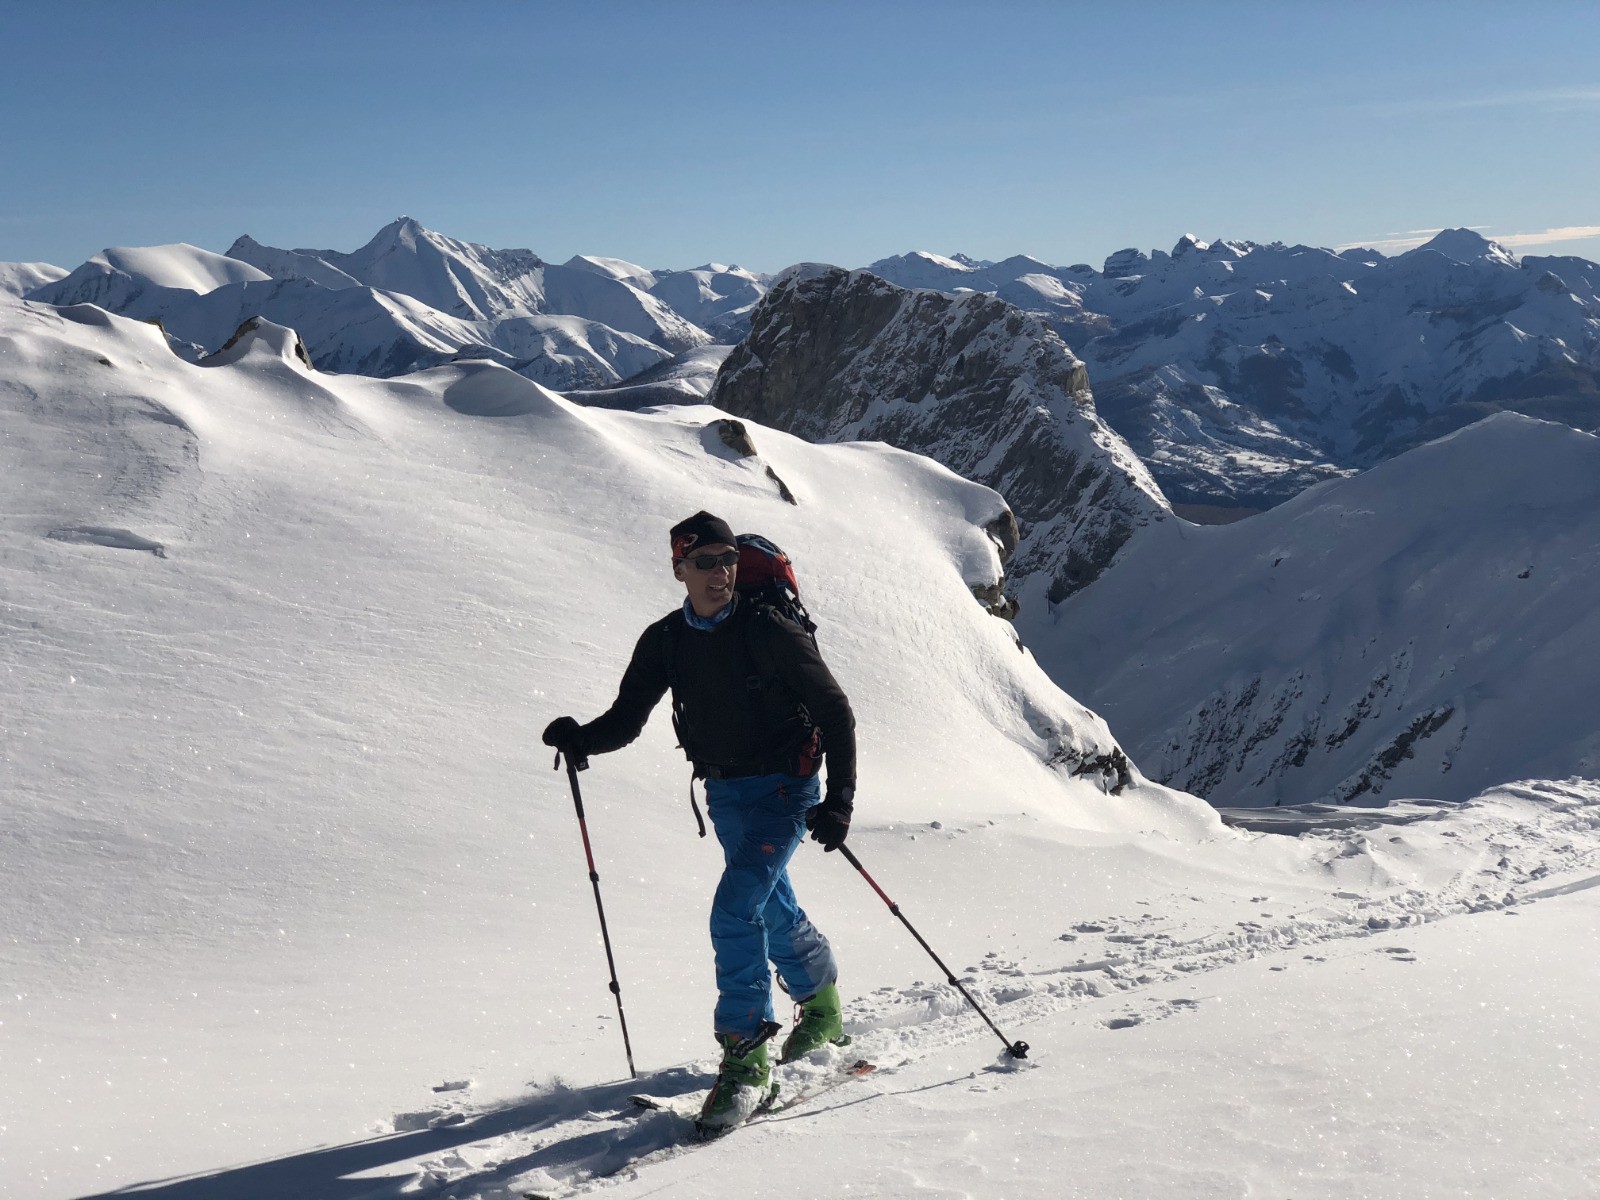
[79, 1067, 711, 1200]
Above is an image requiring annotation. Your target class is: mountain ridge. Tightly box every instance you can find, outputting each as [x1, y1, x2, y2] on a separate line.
[709, 266, 1171, 604]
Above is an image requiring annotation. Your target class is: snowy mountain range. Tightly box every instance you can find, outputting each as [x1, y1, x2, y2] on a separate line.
[22, 219, 1600, 520]
[866, 231, 1600, 513]
[26, 219, 768, 391]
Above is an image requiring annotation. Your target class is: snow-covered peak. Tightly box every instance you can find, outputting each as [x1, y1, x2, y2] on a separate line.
[1408, 227, 1519, 269]
[988, 253, 1055, 276]
[854, 230, 1600, 513]
[646, 264, 767, 341]
[226, 235, 363, 290]
[26, 243, 274, 315]
[101, 243, 272, 292]
[770, 261, 845, 288]
[563, 254, 659, 291]
[316, 218, 544, 320]
[1102, 247, 1150, 278]
[864, 250, 982, 291]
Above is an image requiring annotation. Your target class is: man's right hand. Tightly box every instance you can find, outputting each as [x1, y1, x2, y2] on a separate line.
[542, 716, 585, 754]
[806, 784, 853, 852]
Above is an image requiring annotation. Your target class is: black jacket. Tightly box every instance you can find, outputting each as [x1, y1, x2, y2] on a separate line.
[579, 597, 856, 792]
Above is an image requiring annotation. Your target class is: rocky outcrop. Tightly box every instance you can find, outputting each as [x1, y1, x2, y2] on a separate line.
[708, 268, 1170, 604]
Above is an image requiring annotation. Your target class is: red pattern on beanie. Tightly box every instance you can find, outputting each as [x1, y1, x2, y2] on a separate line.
[669, 511, 736, 560]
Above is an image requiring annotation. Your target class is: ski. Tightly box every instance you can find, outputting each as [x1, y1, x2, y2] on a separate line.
[753, 1058, 877, 1121]
[628, 1058, 878, 1131]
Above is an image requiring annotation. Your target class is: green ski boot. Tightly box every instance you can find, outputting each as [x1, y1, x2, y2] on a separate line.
[779, 982, 847, 1063]
[697, 1024, 780, 1136]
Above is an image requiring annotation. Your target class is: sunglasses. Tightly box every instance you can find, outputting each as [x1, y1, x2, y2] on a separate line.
[682, 550, 740, 571]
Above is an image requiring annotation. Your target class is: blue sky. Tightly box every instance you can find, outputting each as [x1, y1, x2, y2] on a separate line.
[3, 1, 1597, 273]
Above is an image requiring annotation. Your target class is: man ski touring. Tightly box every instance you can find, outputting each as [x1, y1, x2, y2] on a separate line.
[542, 510, 857, 1133]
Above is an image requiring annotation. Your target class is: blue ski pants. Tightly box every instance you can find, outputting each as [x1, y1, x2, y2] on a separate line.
[705, 772, 837, 1040]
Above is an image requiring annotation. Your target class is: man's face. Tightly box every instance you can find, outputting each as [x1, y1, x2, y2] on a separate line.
[674, 542, 738, 617]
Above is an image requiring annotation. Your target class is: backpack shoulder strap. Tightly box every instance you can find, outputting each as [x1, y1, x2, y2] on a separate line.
[657, 610, 707, 837]
[659, 610, 684, 693]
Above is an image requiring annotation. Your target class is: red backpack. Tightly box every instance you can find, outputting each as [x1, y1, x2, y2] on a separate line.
[733, 533, 818, 648]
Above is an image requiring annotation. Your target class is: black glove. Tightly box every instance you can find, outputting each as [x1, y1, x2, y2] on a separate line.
[542, 716, 585, 755]
[806, 784, 853, 852]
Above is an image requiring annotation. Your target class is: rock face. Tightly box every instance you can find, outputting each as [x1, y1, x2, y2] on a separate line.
[708, 267, 1170, 604]
[865, 230, 1600, 514]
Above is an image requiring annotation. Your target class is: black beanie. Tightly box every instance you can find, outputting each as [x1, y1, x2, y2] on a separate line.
[670, 510, 737, 559]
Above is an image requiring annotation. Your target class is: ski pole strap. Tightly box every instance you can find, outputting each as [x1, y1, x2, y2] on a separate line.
[687, 774, 707, 838]
[554, 747, 590, 774]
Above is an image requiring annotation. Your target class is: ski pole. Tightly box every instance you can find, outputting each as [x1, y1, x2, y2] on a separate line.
[836, 843, 1029, 1059]
[555, 748, 637, 1080]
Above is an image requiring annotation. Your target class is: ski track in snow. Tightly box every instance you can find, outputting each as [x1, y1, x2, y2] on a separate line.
[357, 780, 1600, 1200]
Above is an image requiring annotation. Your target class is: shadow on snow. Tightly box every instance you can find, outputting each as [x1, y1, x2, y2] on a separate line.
[81, 1066, 715, 1200]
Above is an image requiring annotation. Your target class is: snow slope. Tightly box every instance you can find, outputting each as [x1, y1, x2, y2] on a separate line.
[588, 826, 1600, 1200]
[1, 294, 1176, 1197]
[4, 295, 1597, 1199]
[1030, 413, 1600, 808]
